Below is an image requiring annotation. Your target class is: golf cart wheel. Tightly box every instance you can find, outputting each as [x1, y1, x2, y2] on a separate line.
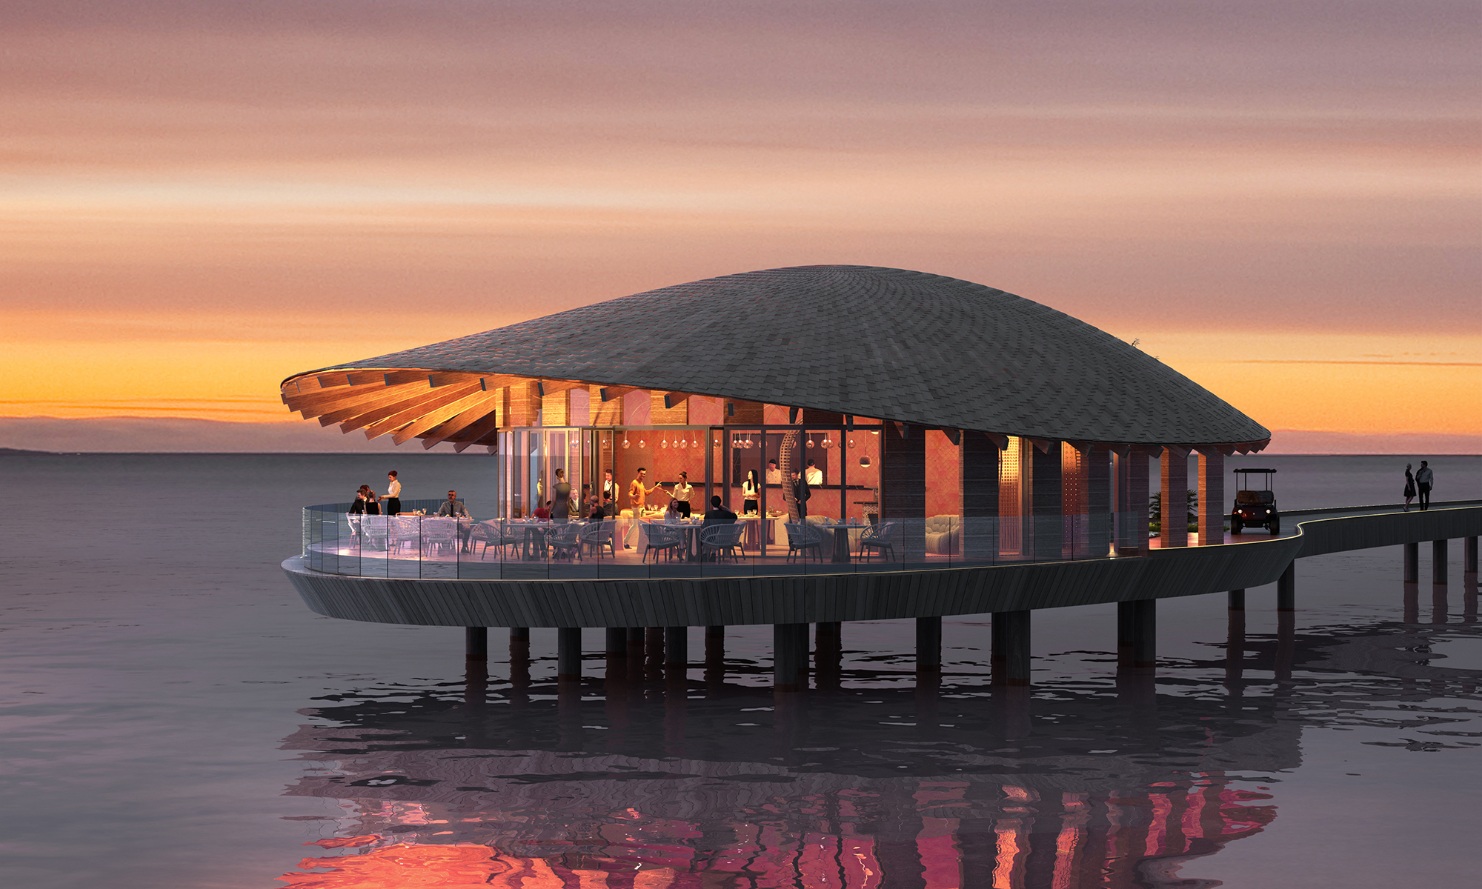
[1268, 519, 1280, 535]
[1231, 516, 1243, 534]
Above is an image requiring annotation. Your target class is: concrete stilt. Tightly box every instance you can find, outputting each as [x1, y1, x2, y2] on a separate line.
[1404, 582, 1420, 623]
[510, 627, 530, 644]
[1228, 588, 1246, 611]
[991, 611, 1031, 686]
[705, 626, 726, 690]
[1432, 583, 1448, 625]
[773, 623, 809, 692]
[916, 616, 942, 674]
[1117, 600, 1157, 668]
[1277, 563, 1296, 612]
[1225, 607, 1246, 691]
[1275, 611, 1295, 683]
[1433, 539, 1448, 584]
[465, 626, 487, 661]
[813, 622, 842, 690]
[1404, 542, 1419, 583]
[664, 627, 688, 669]
[605, 627, 627, 656]
[557, 627, 582, 681]
[1465, 536, 1478, 575]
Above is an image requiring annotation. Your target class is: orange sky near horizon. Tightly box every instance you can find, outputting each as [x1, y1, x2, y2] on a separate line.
[3, 1, 1478, 451]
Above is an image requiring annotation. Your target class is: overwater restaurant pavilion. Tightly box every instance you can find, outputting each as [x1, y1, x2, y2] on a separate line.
[281, 265, 1270, 565]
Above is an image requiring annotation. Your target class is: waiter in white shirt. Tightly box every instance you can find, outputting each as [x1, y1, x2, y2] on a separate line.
[384, 470, 402, 516]
[804, 459, 823, 486]
[669, 471, 695, 519]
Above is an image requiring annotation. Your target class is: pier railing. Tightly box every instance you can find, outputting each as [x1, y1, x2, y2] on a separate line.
[301, 502, 1139, 581]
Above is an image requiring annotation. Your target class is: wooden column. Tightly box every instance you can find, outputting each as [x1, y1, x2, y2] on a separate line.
[1160, 447, 1189, 548]
[1196, 450, 1225, 546]
[881, 422, 927, 561]
[991, 611, 1031, 686]
[960, 433, 1001, 562]
[916, 616, 942, 674]
[1086, 445, 1112, 557]
[1433, 539, 1448, 584]
[1115, 447, 1151, 555]
[1029, 441, 1062, 561]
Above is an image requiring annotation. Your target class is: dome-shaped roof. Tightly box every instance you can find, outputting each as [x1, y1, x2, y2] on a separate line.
[283, 265, 1268, 450]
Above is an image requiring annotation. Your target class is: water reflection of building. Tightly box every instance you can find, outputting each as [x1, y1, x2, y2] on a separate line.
[279, 683, 1293, 888]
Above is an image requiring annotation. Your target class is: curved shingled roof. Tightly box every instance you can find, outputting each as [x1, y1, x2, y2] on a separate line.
[282, 265, 1269, 450]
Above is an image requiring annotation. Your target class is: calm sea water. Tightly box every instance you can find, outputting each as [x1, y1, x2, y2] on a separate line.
[1, 453, 1479, 888]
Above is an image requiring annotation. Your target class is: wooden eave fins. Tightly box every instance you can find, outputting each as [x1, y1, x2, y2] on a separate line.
[360, 383, 484, 440]
[393, 388, 504, 446]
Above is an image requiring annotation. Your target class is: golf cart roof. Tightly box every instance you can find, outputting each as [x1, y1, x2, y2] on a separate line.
[1234, 468, 1277, 474]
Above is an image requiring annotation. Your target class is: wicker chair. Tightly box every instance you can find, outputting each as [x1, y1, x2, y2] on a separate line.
[579, 520, 616, 559]
[857, 521, 899, 561]
[784, 522, 823, 562]
[700, 522, 747, 562]
[469, 521, 514, 559]
[547, 522, 583, 561]
[643, 524, 684, 563]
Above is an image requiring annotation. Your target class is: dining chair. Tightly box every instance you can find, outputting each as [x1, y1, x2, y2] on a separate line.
[857, 521, 899, 561]
[784, 522, 823, 562]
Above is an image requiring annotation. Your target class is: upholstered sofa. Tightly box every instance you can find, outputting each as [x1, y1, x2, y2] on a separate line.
[924, 515, 961, 555]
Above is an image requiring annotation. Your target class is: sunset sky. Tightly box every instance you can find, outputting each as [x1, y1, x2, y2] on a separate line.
[3, 1, 1478, 452]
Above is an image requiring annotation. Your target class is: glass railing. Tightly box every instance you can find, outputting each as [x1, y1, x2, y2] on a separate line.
[300, 503, 1149, 581]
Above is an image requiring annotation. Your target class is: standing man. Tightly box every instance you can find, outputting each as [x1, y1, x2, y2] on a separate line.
[790, 469, 811, 521]
[628, 467, 664, 512]
[601, 469, 616, 504]
[384, 470, 402, 516]
[804, 459, 823, 486]
[1415, 460, 1434, 511]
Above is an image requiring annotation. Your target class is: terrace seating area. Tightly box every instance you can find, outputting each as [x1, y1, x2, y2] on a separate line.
[312, 505, 1142, 580]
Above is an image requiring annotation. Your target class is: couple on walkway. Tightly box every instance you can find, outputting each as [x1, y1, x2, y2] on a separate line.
[1404, 461, 1434, 511]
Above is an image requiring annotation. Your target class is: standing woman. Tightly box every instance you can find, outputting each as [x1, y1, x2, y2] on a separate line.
[384, 470, 402, 516]
[551, 468, 573, 522]
[741, 469, 760, 515]
[1403, 463, 1415, 512]
[670, 471, 695, 519]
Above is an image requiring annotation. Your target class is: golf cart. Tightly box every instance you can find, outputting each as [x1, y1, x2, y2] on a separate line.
[1231, 468, 1280, 535]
